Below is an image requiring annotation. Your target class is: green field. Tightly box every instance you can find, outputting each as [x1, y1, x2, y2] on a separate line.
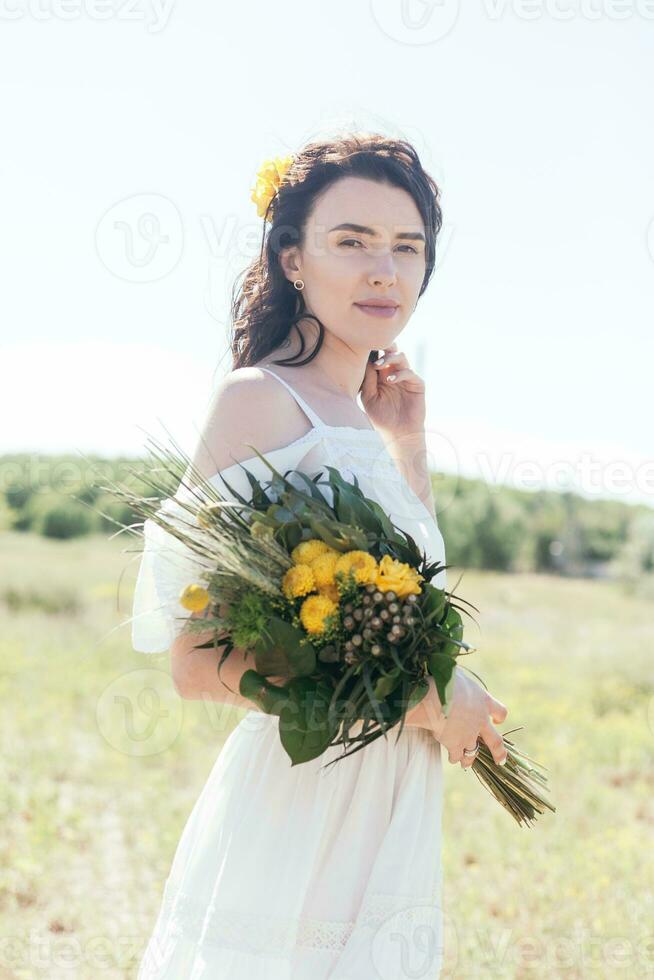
[1, 530, 653, 978]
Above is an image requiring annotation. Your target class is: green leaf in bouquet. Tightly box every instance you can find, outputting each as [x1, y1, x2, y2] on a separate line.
[254, 616, 317, 677]
[391, 675, 430, 744]
[238, 446, 335, 520]
[436, 605, 465, 658]
[322, 466, 397, 537]
[373, 665, 402, 700]
[420, 583, 447, 625]
[288, 470, 335, 505]
[280, 521, 306, 553]
[214, 466, 270, 511]
[362, 662, 403, 737]
[266, 503, 297, 524]
[426, 651, 457, 718]
[239, 670, 290, 716]
[306, 516, 368, 553]
[279, 678, 339, 765]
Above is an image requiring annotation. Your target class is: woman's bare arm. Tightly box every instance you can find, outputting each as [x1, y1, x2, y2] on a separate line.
[169, 368, 311, 702]
[171, 611, 265, 710]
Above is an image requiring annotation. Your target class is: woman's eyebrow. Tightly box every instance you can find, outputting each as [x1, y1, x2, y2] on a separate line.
[328, 222, 425, 243]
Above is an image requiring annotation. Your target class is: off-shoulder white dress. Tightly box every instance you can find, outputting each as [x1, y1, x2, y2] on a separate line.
[132, 368, 448, 980]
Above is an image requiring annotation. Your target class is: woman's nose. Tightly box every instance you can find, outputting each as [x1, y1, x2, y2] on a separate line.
[368, 252, 397, 286]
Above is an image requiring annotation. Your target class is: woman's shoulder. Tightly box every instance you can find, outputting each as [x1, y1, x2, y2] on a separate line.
[188, 367, 314, 480]
[217, 365, 293, 413]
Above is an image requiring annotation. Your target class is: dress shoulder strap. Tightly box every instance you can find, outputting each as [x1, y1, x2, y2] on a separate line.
[259, 367, 326, 430]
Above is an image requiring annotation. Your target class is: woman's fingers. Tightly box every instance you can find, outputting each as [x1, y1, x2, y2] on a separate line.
[446, 738, 478, 767]
[479, 718, 508, 765]
[373, 350, 408, 370]
[488, 698, 508, 725]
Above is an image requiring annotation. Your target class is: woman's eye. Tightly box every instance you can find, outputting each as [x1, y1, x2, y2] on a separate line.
[339, 239, 418, 254]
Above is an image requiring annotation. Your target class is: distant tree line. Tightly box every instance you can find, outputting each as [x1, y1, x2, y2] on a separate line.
[1, 454, 653, 594]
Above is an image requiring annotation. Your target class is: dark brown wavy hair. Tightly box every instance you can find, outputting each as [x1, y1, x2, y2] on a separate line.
[229, 133, 443, 371]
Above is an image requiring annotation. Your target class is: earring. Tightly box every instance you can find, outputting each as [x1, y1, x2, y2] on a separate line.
[293, 279, 304, 291]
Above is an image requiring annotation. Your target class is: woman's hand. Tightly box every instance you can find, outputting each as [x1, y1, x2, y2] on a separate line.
[406, 668, 509, 769]
[359, 342, 426, 437]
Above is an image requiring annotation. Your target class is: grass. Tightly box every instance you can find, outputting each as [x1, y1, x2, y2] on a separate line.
[1, 530, 653, 978]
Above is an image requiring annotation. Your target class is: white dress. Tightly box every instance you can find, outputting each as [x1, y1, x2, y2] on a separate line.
[131, 368, 448, 980]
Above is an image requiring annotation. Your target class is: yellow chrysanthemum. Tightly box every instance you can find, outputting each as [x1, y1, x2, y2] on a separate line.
[250, 154, 294, 219]
[299, 593, 339, 635]
[334, 550, 378, 587]
[309, 550, 340, 589]
[282, 563, 315, 600]
[317, 583, 340, 604]
[291, 538, 332, 566]
[375, 555, 424, 598]
[179, 583, 210, 612]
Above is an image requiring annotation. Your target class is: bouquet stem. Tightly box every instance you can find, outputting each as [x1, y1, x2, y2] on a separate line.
[468, 727, 556, 827]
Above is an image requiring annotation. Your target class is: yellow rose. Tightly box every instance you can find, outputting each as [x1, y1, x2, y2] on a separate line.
[179, 583, 210, 612]
[375, 555, 423, 598]
[299, 593, 339, 635]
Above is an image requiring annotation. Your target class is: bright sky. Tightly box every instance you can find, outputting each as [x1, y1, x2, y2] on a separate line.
[1, 3, 652, 507]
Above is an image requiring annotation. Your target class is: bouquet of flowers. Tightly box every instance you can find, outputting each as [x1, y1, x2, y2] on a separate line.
[96, 435, 556, 828]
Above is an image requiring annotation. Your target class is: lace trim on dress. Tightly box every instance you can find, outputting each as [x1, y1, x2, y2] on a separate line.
[158, 880, 443, 957]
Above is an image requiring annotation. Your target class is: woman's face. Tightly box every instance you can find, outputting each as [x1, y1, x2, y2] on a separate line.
[282, 176, 427, 355]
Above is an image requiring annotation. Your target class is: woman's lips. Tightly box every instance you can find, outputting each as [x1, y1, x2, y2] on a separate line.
[354, 303, 398, 318]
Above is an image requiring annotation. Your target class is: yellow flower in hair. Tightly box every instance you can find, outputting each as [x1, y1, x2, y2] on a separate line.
[299, 593, 339, 635]
[282, 563, 315, 600]
[291, 538, 332, 566]
[250, 154, 294, 219]
[334, 550, 378, 587]
[179, 583, 210, 612]
[375, 554, 424, 598]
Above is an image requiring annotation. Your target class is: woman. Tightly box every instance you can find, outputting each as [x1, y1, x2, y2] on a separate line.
[132, 133, 509, 979]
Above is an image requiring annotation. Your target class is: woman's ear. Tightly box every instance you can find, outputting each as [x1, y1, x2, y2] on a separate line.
[279, 244, 301, 283]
